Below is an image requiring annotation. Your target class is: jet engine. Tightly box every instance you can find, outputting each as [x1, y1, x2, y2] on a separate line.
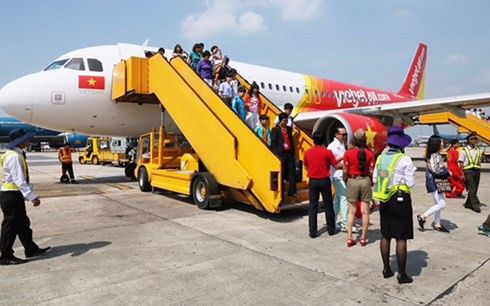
[313, 113, 389, 154]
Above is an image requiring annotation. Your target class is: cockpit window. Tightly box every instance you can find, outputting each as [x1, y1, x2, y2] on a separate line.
[87, 58, 103, 72]
[44, 59, 69, 71]
[64, 58, 85, 71]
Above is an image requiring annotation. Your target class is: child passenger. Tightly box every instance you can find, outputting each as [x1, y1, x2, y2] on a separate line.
[255, 115, 272, 145]
[245, 82, 262, 129]
[232, 86, 247, 120]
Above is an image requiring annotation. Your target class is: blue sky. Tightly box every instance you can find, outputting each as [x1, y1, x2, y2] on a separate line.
[1, 0, 489, 135]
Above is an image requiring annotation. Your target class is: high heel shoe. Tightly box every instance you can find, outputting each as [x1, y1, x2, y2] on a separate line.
[347, 239, 357, 248]
[359, 238, 369, 246]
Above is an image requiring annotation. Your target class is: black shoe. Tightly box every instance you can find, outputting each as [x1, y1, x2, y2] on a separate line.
[397, 273, 413, 284]
[71, 180, 78, 184]
[457, 195, 466, 199]
[309, 233, 317, 239]
[417, 215, 425, 230]
[25, 246, 50, 258]
[472, 207, 481, 213]
[463, 204, 472, 210]
[0, 256, 28, 265]
[383, 267, 394, 279]
[328, 229, 338, 236]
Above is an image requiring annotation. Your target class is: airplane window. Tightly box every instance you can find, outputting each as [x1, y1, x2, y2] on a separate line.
[275, 84, 279, 91]
[282, 85, 287, 92]
[87, 58, 103, 72]
[305, 88, 309, 95]
[268, 83, 272, 90]
[296, 87, 300, 93]
[65, 58, 85, 71]
[289, 86, 293, 93]
[260, 82, 265, 89]
[315, 89, 319, 97]
[44, 59, 69, 71]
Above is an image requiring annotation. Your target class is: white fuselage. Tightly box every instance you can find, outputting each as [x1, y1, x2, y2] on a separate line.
[0, 43, 308, 137]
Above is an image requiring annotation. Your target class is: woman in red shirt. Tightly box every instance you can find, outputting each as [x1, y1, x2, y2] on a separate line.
[343, 129, 375, 247]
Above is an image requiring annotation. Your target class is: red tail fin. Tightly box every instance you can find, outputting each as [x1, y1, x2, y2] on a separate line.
[398, 43, 427, 99]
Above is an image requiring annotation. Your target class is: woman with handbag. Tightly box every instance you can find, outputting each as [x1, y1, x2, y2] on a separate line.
[417, 136, 451, 233]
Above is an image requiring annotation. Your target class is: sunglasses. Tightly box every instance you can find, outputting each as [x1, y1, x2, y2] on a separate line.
[337, 133, 348, 136]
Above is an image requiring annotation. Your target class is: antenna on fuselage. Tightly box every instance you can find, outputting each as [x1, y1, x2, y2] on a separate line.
[142, 39, 150, 47]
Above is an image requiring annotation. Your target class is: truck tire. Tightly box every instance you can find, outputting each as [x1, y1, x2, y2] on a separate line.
[79, 156, 86, 165]
[191, 173, 222, 209]
[138, 167, 151, 192]
[125, 163, 137, 180]
[92, 156, 100, 165]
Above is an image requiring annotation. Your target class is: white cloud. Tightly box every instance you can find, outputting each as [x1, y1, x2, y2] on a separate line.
[181, 0, 267, 40]
[445, 54, 467, 65]
[269, 0, 323, 22]
[181, 0, 324, 40]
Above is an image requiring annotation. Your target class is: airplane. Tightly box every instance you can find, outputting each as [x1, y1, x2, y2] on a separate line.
[0, 42, 489, 154]
[0, 117, 88, 150]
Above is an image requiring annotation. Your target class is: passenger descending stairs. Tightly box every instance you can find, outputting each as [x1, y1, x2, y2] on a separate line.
[112, 55, 312, 212]
[419, 112, 490, 144]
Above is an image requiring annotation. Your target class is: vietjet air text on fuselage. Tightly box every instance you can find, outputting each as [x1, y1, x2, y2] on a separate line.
[0, 42, 489, 153]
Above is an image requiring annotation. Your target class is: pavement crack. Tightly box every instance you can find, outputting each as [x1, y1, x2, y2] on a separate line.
[427, 257, 489, 305]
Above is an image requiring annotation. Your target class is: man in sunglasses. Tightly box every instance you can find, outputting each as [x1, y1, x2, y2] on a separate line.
[459, 132, 482, 213]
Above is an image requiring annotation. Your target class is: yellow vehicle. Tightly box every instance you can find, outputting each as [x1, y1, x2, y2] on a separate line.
[113, 55, 314, 212]
[79, 137, 129, 166]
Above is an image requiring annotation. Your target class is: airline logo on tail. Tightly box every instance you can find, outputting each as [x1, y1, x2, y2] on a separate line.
[399, 43, 427, 99]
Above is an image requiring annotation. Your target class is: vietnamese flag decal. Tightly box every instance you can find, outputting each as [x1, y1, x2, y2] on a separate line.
[79, 75, 105, 90]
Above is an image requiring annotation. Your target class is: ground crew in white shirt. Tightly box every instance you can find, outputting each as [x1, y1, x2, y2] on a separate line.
[327, 127, 352, 232]
[0, 128, 50, 265]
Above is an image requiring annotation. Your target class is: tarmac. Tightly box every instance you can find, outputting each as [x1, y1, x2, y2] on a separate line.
[0, 147, 488, 305]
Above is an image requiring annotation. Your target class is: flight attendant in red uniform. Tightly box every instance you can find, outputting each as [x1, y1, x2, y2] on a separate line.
[445, 139, 464, 198]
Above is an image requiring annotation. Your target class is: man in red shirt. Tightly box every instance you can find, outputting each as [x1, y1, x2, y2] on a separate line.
[304, 131, 338, 238]
[445, 139, 464, 198]
[271, 112, 297, 197]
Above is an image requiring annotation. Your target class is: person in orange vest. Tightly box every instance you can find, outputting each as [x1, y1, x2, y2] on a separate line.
[58, 143, 77, 184]
[445, 139, 465, 198]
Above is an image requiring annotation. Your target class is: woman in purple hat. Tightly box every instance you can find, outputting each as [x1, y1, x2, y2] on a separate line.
[373, 126, 416, 284]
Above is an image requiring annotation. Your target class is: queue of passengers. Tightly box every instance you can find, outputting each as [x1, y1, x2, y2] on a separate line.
[303, 127, 488, 284]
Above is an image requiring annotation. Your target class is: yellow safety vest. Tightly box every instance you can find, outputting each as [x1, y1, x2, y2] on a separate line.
[0, 150, 27, 191]
[373, 152, 410, 202]
[463, 147, 481, 170]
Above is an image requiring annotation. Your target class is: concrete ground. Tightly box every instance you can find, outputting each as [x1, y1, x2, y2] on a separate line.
[0, 148, 488, 305]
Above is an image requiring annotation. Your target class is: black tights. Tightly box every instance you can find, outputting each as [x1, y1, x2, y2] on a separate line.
[380, 236, 407, 275]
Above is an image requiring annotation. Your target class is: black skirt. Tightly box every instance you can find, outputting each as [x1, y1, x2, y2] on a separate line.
[379, 193, 413, 240]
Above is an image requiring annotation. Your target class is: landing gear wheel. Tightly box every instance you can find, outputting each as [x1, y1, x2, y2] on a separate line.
[138, 167, 151, 192]
[92, 156, 99, 165]
[79, 156, 86, 165]
[191, 173, 221, 209]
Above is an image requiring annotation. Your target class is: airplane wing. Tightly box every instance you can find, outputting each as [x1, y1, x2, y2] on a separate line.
[295, 92, 490, 125]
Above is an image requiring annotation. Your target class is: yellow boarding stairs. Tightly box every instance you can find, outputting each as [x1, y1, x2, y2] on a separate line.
[112, 55, 313, 213]
[419, 112, 490, 144]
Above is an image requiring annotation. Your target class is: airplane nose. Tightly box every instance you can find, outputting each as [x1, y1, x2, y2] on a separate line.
[0, 75, 34, 123]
